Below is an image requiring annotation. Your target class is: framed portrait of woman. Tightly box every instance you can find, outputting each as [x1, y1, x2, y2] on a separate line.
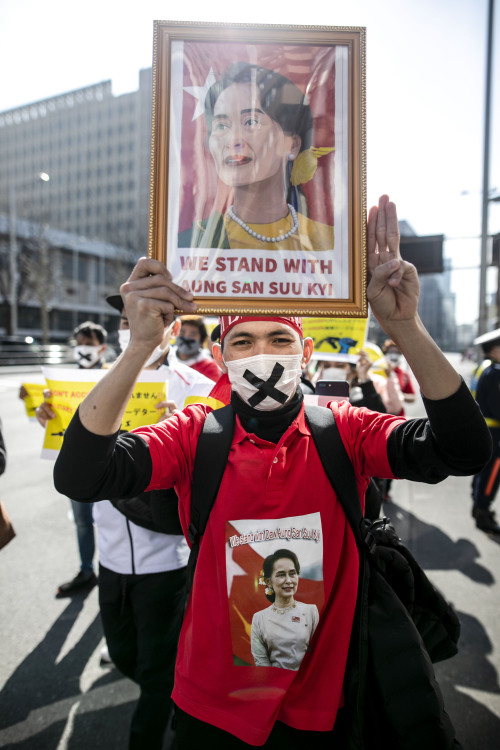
[150, 21, 366, 316]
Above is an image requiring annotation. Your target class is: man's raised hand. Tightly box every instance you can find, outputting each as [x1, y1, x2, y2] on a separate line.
[120, 258, 197, 349]
[366, 195, 420, 326]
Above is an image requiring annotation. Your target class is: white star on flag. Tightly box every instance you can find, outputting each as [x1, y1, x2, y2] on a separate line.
[183, 69, 217, 121]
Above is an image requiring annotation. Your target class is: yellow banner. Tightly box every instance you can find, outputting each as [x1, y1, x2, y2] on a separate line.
[184, 395, 226, 410]
[20, 382, 46, 421]
[302, 317, 369, 362]
[41, 367, 167, 459]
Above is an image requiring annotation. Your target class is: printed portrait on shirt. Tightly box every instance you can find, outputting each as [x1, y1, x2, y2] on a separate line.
[226, 512, 324, 670]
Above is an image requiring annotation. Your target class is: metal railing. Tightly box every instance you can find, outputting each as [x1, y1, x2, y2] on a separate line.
[0, 344, 75, 367]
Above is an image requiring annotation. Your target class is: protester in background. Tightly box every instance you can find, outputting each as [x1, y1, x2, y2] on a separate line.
[372, 359, 404, 417]
[92, 292, 215, 748]
[366, 350, 406, 501]
[470, 328, 500, 534]
[171, 315, 222, 382]
[310, 357, 348, 385]
[72, 321, 108, 369]
[317, 342, 406, 417]
[38, 294, 215, 749]
[341, 345, 405, 505]
[312, 351, 387, 518]
[48, 321, 108, 596]
[53, 196, 491, 748]
[312, 352, 387, 415]
[382, 339, 416, 413]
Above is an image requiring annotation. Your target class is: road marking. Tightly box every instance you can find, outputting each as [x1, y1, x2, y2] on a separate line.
[55, 700, 80, 750]
[455, 686, 500, 719]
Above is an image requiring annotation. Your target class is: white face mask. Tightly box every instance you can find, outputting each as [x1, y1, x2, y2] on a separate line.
[73, 345, 102, 368]
[144, 342, 170, 368]
[176, 335, 200, 358]
[225, 353, 303, 411]
[321, 366, 349, 381]
[386, 352, 401, 365]
[118, 328, 130, 353]
[118, 327, 170, 367]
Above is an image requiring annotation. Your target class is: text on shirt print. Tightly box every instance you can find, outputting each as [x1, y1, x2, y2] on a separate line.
[226, 513, 323, 671]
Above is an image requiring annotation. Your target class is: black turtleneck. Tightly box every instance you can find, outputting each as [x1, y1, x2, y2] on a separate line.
[231, 389, 304, 444]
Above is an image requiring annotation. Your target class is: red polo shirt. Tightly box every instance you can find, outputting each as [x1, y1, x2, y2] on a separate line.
[134, 400, 401, 745]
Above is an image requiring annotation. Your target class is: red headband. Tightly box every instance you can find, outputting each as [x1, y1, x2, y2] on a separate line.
[219, 316, 303, 342]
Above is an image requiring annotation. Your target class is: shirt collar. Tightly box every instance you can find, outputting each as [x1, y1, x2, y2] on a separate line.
[232, 402, 309, 445]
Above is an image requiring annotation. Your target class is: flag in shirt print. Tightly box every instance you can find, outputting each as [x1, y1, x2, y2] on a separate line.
[226, 513, 324, 669]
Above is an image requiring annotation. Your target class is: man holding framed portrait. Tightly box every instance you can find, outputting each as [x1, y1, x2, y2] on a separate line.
[51, 20, 486, 750]
[53, 192, 490, 749]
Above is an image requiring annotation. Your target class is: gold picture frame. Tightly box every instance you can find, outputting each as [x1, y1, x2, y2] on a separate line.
[149, 20, 366, 317]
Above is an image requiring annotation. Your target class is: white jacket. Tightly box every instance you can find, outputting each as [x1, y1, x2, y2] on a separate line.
[94, 358, 214, 575]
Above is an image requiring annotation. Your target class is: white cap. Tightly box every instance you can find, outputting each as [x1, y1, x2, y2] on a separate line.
[473, 328, 500, 346]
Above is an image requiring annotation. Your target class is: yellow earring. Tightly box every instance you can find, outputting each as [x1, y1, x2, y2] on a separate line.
[290, 147, 335, 186]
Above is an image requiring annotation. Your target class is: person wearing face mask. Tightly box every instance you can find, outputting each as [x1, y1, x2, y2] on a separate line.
[312, 353, 387, 518]
[312, 359, 351, 385]
[72, 321, 108, 369]
[52, 196, 491, 749]
[312, 354, 387, 414]
[99, 294, 217, 748]
[382, 339, 416, 415]
[171, 315, 222, 382]
[37, 294, 216, 750]
[41, 321, 109, 597]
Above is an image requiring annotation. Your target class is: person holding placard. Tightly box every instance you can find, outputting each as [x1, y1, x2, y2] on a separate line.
[47, 321, 108, 596]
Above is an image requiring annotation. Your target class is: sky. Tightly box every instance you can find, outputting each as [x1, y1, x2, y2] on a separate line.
[0, 0, 499, 326]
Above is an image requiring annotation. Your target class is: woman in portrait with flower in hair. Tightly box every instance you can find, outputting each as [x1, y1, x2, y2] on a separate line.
[251, 549, 320, 671]
[179, 62, 334, 251]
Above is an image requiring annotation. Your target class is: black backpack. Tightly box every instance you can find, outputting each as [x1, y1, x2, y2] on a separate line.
[186, 403, 461, 750]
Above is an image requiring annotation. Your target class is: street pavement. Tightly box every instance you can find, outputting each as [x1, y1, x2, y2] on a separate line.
[0, 358, 499, 749]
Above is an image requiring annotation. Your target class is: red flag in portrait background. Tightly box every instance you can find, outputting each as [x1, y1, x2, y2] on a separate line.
[226, 521, 324, 666]
[176, 42, 336, 238]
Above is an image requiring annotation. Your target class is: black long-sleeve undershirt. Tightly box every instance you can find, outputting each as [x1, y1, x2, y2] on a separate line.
[387, 379, 492, 482]
[53, 379, 491, 503]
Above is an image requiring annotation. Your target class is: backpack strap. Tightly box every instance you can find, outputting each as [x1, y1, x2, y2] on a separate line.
[185, 404, 235, 598]
[189, 404, 235, 543]
[304, 404, 365, 546]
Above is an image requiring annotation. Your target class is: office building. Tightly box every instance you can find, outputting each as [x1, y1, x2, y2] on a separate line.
[0, 69, 153, 252]
[0, 214, 134, 341]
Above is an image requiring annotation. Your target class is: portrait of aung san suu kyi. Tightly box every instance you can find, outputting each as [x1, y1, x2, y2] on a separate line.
[173, 49, 338, 254]
[251, 548, 320, 671]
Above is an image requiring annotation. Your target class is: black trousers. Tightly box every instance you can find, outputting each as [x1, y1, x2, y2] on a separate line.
[174, 706, 347, 750]
[99, 564, 187, 750]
